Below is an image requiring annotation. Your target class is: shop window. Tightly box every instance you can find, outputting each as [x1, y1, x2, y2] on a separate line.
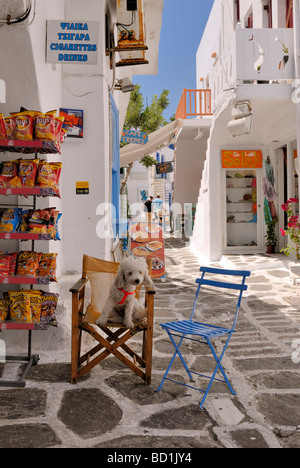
[286, 0, 293, 28]
[225, 169, 258, 248]
[156, 152, 164, 179]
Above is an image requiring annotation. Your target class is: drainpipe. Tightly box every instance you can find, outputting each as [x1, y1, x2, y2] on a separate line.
[108, 49, 117, 257]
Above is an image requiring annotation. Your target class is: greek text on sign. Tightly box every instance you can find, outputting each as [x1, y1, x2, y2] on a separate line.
[46, 21, 99, 65]
[121, 129, 149, 145]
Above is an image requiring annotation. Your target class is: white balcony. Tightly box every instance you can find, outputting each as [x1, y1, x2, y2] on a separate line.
[210, 27, 295, 111]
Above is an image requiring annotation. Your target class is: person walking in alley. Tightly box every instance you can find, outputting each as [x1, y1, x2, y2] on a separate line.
[153, 194, 164, 226]
[144, 195, 153, 223]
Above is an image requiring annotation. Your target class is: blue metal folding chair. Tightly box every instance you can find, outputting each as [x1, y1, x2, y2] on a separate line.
[156, 267, 251, 409]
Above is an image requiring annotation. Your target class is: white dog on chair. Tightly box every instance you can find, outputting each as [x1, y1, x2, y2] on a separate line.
[96, 256, 155, 329]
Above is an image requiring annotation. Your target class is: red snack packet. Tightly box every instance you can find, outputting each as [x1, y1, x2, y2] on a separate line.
[0, 114, 6, 138]
[11, 111, 34, 140]
[35, 111, 56, 141]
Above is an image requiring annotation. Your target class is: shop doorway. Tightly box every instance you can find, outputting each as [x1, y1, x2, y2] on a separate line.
[277, 145, 299, 252]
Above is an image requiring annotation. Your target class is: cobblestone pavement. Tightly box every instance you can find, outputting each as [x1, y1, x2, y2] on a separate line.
[1, 237, 300, 448]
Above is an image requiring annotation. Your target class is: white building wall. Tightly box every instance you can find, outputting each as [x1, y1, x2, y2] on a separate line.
[60, 0, 114, 271]
[191, 0, 298, 262]
[127, 160, 150, 206]
[196, 0, 222, 89]
[0, 0, 165, 358]
[174, 140, 206, 206]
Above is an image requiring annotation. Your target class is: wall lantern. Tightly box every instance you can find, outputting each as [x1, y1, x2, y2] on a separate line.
[228, 101, 253, 137]
[115, 77, 135, 93]
[115, 0, 149, 67]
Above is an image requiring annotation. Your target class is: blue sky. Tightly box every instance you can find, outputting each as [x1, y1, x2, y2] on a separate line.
[132, 0, 214, 121]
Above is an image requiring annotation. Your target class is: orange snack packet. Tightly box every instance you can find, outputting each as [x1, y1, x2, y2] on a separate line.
[26, 290, 43, 323]
[4, 117, 14, 139]
[0, 114, 6, 139]
[1, 160, 19, 178]
[1, 160, 22, 188]
[0, 299, 9, 322]
[18, 159, 39, 187]
[8, 291, 32, 323]
[38, 253, 57, 281]
[36, 162, 62, 196]
[11, 111, 34, 140]
[16, 251, 41, 277]
[35, 111, 56, 141]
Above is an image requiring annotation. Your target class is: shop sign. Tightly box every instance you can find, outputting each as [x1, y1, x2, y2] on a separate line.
[130, 222, 165, 279]
[76, 181, 89, 195]
[121, 129, 148, 145]
[46, 21, 99, 65]
[156, 162, 173, 175]
[222, 150, 262, 169]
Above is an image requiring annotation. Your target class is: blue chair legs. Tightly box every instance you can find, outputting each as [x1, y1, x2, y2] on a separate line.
[156, 267, 250, 408]
[156, 332, 236, 409]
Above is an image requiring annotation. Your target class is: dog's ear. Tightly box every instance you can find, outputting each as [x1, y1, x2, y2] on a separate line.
[115, 267, 126, 289]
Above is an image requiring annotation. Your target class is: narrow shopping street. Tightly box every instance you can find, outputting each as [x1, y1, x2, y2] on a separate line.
[0, 237, 300, 449]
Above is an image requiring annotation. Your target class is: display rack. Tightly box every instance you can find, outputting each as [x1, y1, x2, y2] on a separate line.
[0, 141, 60, 387]
[226, 170, 258, 248]
[0, 139, 60, 154]
[0, 187, 58, 197]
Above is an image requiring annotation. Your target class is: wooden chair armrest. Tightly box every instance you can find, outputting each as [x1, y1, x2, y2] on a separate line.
[70, 277, 88, 294]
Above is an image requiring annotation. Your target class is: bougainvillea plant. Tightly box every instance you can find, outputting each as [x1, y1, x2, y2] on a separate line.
[280, 198, 300, 262]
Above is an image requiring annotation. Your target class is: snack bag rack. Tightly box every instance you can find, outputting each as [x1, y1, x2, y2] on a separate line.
[0, 137, 62, 387]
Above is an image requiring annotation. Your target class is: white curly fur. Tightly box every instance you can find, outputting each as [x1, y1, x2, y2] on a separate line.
[96, 256, 155, 329]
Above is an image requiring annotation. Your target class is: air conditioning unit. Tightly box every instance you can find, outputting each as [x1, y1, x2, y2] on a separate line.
[228, 114, 253, 137]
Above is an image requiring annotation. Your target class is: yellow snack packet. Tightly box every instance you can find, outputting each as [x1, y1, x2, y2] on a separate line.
[8, 291, 32, 322]
[26, 290, 43, 323]
[0, 299, 9, 322]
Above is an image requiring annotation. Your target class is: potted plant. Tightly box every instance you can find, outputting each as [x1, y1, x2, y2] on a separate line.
[265, 218, 278, 254]
[280, 198, 300, 283]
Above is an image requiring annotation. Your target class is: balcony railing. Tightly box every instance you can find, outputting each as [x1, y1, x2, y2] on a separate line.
[210, 27, 295, 110]
[176, 89, 213, 120]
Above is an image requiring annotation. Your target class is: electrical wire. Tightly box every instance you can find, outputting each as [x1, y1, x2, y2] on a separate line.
[117, 10, 136, 29]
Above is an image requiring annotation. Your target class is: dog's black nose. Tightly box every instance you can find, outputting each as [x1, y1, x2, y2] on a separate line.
[135, 279, 140, 284]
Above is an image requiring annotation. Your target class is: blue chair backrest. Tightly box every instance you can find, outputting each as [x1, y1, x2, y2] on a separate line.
[190, 266, 251, 330]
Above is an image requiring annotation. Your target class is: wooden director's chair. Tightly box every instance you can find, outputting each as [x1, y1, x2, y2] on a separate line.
[70, 255, 155, 384]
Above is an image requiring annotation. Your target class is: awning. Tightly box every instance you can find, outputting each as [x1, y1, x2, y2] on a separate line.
[120, 119, 182, 167]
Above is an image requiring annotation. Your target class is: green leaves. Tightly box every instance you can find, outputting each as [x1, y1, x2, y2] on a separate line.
[122, 84, 172, 169]
[123, 85, 170, 135]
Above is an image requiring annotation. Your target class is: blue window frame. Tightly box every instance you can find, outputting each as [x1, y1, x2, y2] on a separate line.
[110, 94, 120, 239]
[156, 152, 166, 179]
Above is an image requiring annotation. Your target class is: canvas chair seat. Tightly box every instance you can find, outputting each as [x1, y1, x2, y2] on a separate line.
[70, 255, 155, 384]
